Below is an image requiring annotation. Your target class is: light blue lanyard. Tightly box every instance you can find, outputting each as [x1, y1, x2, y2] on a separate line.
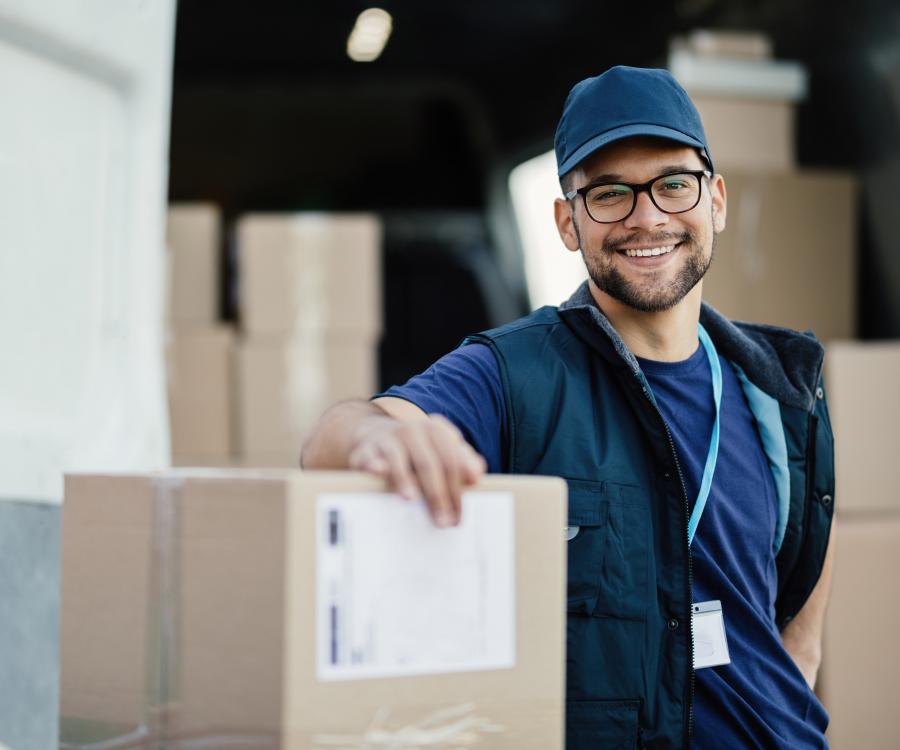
[688, 323, 722, 547]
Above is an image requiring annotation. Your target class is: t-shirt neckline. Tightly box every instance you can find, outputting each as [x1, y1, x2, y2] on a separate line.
[636, 340, 709, 378]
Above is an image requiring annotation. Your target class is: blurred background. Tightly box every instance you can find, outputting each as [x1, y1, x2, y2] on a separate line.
[1, 0, 899, 748]
[169, 0, 900, 336]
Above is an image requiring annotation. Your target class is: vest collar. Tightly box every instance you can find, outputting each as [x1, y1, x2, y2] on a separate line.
[558, 281, 824, 412]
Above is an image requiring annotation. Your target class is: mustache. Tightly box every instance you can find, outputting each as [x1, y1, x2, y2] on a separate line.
[602, 230, 694, 253]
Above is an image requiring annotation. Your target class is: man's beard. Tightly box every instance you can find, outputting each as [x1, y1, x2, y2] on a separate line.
[576, 223, 714, 313]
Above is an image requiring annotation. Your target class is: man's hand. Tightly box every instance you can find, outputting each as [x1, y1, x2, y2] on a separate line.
[300, 398, 487, 528]
[348, 411, 486, 527]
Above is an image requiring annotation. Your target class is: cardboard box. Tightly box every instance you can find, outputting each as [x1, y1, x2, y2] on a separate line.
[669, 48, 806, 100]
[60, 470, 567, 748]
[819, 515, 900, 748]
[166, 203, 221, 326]
[672, 30, 774, 61]
[669, 48, 806, 171]
[167, 326, 235, 463]
[239, 452, 302, 470]
[235, 335, 378, 460]
[692, 94, 795, 171]
[238, 213, 382, 337]
[59, 475, 156, 737]
[703, 170, 857, 341]
[825, 341, 900, 514]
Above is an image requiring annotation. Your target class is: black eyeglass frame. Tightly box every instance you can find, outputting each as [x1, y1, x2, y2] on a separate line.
[564, 169, 713, 224]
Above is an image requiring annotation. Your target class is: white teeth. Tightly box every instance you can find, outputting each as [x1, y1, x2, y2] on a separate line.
[624, 245, 676, 257]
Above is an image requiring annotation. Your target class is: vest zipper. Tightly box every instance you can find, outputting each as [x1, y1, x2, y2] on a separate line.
[638, 381, 695, 746]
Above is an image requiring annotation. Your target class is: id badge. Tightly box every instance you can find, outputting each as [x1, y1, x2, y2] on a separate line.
[692, 600, 731, 669]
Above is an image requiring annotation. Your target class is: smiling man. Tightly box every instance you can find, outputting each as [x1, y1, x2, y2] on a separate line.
[302, 66, 836, 749]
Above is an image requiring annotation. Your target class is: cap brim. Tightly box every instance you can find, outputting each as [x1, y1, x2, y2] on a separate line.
[557, 123, 708, 177]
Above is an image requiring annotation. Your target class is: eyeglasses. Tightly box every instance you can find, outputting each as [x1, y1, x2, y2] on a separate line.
[565, 169, 712, 224]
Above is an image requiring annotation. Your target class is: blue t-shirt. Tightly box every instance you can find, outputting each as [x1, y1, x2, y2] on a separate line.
[380, 342, 829, 749]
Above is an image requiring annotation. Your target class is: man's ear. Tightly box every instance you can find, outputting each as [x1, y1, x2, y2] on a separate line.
[710, 174, 727, 233]
[554, 197, 581, 252]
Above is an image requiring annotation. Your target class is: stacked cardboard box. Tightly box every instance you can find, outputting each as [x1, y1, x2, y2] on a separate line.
[826, 342, 900, 515]
[165, 204, 236, 466]
[166, 325, 235, 465]
[166, 203, 221, 328]
[59, 470, 567, 749]
[702, 170, 857, 340]
[817, 342, 900, 749]
[235, 213, 382, 467]
[669, 32, 858, 341]
[669, 31, 806, 173]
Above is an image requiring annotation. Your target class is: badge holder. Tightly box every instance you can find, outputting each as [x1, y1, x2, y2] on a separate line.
[692, 600, 731, 669]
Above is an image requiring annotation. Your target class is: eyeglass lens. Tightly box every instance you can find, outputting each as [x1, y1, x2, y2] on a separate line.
[584, 173, 702, 223]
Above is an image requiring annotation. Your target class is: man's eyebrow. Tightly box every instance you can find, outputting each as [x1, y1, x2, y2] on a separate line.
[583, 165, 699, 185]
[584, 173, 624, 185]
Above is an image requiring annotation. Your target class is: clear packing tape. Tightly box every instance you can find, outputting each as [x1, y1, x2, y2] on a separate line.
[312, 703, 505, 749]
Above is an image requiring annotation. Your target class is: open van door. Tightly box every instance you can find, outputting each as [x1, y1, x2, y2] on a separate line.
[0, 1, 176, 746]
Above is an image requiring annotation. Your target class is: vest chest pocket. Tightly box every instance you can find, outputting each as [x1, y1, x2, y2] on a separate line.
[566, 480, 650, 621]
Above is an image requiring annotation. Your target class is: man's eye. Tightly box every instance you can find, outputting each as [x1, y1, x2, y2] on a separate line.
[589, 187, 630, 203]
[657, 177, 691, 192]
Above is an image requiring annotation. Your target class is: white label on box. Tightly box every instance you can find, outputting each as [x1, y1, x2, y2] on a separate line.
[316, 491, 516, 681]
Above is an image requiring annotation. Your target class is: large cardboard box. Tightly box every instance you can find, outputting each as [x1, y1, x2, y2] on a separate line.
[825, 341, 900, 514]
[167, 326, 235, 464]
[703, 170, 857, 341]
[238, 213, 382, 337]
[235, 335, 378, 464]
[819, 516, 900, 749]
[60, 470, 567, 749]
[166, 203, 221, 326]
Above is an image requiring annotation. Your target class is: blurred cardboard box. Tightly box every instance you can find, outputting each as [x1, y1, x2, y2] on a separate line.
[672, 30, 773, 61]
[166, 203, 221, 326]
[60, 470, 567, 749]
[825, 341, 900, 514]
[235, 335, 377, 462]
[702, 170, 857, 340]
[819, 515, 900, 749]
[167, 326, 235, 464]
[669, 47, 806, 171]
[238, 213, 382, 337]
[669, 47, 806, 100]
[692, 94, 794, 171]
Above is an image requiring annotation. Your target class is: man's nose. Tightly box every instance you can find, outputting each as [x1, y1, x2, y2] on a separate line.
[623, 190, 669, 231]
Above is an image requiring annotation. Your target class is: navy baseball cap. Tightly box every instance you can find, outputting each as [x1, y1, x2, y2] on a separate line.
[554, 66, 714, 178]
